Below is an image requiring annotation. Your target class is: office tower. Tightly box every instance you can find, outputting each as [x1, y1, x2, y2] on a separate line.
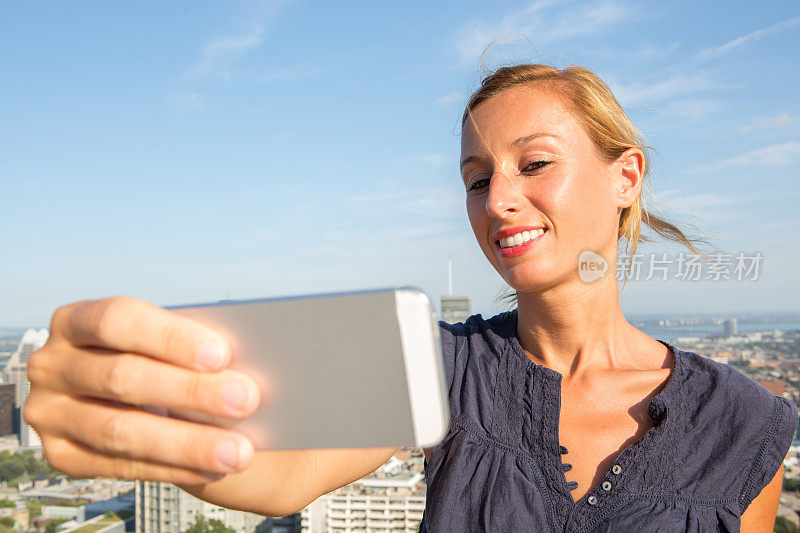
[3, 328, 48, 405]
[301, 451, 426, 533]
[440, 296, 472, 324]
[440, 260, 472, 324]
[300, 497, 328, 532]
[3, 329, 48, 449]
[0, 384, 14, 437]
[723, 318, 738, 337]
[135, 481, 269, 532]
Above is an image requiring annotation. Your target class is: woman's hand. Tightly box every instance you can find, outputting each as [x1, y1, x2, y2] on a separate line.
[24, 296, 262, 485]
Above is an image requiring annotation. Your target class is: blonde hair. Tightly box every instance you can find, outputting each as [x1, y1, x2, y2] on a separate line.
[462, 64, 710, 289]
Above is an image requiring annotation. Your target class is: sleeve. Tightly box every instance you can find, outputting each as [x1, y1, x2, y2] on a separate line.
[738, 394, 798, 513]
[438, 321, 457, 393]
[437, 320, 472, 429]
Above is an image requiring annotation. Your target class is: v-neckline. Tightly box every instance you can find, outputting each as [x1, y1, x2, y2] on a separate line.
[503, 309, 683, 512]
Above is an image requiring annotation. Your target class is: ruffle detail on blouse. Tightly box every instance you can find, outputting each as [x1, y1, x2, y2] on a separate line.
[592, 498, 742, 533]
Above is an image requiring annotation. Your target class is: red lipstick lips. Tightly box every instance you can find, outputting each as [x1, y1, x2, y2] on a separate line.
[493, 225, 546, 242]
[493, 226, 547, 258]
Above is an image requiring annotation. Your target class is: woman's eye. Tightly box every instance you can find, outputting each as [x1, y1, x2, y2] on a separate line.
[467, 178, 490, 192]
[522, 160, 552, 172]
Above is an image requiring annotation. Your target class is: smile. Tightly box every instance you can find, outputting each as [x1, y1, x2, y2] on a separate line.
[494, 228, 547, 258]
[496, 228, 546, 249]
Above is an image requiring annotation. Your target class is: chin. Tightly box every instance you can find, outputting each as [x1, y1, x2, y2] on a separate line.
[498, 264, 565, 294]
[506, 278, 561, 295]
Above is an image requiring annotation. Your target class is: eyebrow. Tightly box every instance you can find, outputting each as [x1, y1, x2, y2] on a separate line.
[460, 132, 561, 170]
[512, 132, 561, 147]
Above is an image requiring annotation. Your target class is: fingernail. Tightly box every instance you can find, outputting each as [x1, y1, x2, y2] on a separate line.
[214, 438, 253, 471]
[201, 471, 226, 482]
[196, 340, 228, 370]
[222, 381, 249, 411]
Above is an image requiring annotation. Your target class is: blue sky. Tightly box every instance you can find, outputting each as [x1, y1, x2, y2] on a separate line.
[2, 1, 799, 327]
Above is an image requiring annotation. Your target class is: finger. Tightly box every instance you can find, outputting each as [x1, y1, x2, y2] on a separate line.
[41, 434, 226, 485]
[54, 347, 261, 418]
[44, 395, 255, 474]
[53, 296, 231, 371]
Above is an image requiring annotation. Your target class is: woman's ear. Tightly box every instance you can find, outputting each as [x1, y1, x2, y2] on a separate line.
[613, 148, 645, 209]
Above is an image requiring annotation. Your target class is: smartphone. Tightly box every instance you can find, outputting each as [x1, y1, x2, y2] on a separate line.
[163, 287, 450, 450]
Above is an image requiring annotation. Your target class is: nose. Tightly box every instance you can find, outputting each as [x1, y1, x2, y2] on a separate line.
[485, 171, 522, 219]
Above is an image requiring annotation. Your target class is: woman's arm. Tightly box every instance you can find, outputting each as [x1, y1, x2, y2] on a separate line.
[740, 464, 784, 532]
[178, 446, 398, 517]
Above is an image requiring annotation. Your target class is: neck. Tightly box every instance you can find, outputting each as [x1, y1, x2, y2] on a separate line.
[514, 273, 637, 378]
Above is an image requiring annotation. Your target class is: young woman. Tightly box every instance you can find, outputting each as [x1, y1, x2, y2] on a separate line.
[25, 64, 797, 532]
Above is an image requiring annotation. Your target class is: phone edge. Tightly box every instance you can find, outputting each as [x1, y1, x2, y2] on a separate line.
[395, 288, 451, 448]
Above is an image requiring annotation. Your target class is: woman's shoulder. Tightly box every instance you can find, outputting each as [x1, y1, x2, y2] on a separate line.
[438, 310, 516, 342]
[436, 311, 518, 391]
[670, 345, 797, 435]
[668, 344, 798, 511]
[673, 345, 793, 415]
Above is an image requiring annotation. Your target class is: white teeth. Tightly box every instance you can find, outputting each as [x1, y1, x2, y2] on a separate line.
[498, 229, 545, 248]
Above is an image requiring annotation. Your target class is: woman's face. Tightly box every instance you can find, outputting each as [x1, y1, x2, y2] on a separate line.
[460, 84, 630, 293]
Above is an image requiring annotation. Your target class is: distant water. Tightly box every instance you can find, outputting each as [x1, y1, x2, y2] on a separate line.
[638, 322, 800, 341]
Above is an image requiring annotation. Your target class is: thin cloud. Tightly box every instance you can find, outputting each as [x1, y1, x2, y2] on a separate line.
[721, 141, 800, 166]
[436, 92, 464, 106]
[740, 113, 797, 133]
[658, 190, 743, 211]
[450, 0, 634, 65]
[632, 41, 681, 62]
[647, 98, 725, 128]
[258, 65, 332, 82]
[690, 141, 800, 173]
[415, 153, 450, 169]
[762, 219, 800, 232]
[610, 15, 799, 110]
[693, 15, 800, 64]
[186, 25, 264, 81]
[183, 0, 290, 81]
[350, 183, 464, 219]
[167, 92, 205, 111]
[586, 41, 682, 64]
[654, 189, 785, 226]
[612, 71, 724, 107]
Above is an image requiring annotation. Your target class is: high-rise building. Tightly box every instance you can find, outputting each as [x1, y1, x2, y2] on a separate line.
[300, 497, 328, 532]
[135, 481, 270, 532]
[3, 328, 49, 404]
[3, 329, 48, 449]
[723, 318, 738, 337]
[440, 296, 471, 324]
[18, 382, 40, 448]
[301, 450, 426, 533]
[0, 384, 14, 437]
[440, 260, 472, 324]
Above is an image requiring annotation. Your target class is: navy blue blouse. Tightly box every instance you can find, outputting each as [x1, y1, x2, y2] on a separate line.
[419, 311, 798, 532]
